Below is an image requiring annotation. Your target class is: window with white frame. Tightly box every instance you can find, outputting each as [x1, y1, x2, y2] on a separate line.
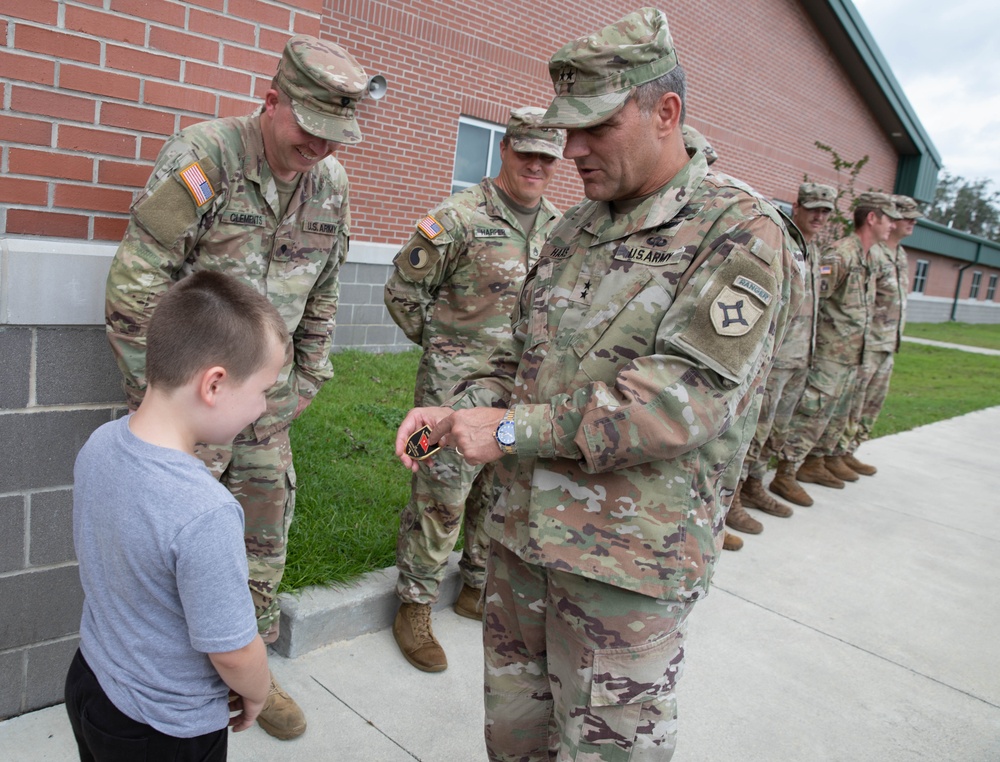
[969, 270, 982, 299]
[987, 274, 998, 301]
[451, 116, 505, 194]
[912, 259, 929, 293]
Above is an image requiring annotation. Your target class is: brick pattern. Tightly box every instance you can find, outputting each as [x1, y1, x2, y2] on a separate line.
[905, 249, 1000, 302]
[2, 0, 899, 246]
[0, 0, 321, 239]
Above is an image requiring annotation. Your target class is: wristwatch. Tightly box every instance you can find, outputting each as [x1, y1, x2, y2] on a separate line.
[495, 408, 516, 455]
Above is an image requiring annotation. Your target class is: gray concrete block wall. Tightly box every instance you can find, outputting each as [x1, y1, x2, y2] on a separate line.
[0, 325, 121, 719]
[333, 261, 412, 353]
[905, 295, 1000, 324]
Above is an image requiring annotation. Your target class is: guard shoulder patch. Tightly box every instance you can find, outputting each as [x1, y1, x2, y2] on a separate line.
[711, 286, 764, 336]
[672, 249, 778, 383]
[417, 215, 444, 240]
[393, 238, 442, 279]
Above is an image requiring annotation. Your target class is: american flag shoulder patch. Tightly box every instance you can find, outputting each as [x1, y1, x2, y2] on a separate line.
[819, 265, 832, 275]
[417, 215, 444, 240]
[178, 161, 215, 206]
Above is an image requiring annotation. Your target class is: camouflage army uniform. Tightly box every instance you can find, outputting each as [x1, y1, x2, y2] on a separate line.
[744, 220, 819, 480]
[783, 233, 877, 464]
[385, 177, 560, 604]
[452, 148, 804, 759]
[842, 240, 908, 453]
[105, 113, 349, 641]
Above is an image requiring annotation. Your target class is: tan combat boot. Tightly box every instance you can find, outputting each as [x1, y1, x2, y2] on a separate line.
[257, 673, 307, 740]
[723, 531, 743, 551]
[725, 483, 763, 534]
[741, 476, 793, 517]
[769, 459, 814, 506]
[796, 455, 845, 489]
[844, 452, 877, 476]
[825, 455, 859, 482]
[453, 583, 483, 621]
[393, 602, 447, 672]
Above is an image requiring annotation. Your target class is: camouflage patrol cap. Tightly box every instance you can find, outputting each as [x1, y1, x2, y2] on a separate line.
[506, 106, 565, 159]
[798, 182, 836, 210]
[541, 7, 678, 129]
[892, 194, 923, 219]
[856, 191, 902, 219]
[275, 35, 369, 144]
[681, 125, 717, 166]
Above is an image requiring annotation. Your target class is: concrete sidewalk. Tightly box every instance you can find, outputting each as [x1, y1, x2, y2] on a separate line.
[3, 407, 999, 761]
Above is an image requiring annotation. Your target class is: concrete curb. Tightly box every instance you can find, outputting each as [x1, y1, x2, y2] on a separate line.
[272, 553, 463, 657]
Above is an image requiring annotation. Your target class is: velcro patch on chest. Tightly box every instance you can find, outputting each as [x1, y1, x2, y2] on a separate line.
[302, 219, 340, 235]
[178, 161, 215, 207]
[711, 286, 764, 336]
[474, 227, 510, 238]
[417, 215, 444, 240]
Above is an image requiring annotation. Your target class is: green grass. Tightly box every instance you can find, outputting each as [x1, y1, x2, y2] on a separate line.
[903, 321, 1000, 351]
[283, 349, 420, 591]
[870, 342, 1000, 437]
[281, 330, 1000, 594]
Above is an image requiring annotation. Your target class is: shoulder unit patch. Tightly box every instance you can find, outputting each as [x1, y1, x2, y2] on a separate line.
[711, 286, 764, 336]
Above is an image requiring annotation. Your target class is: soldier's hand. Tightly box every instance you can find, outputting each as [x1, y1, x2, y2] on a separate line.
[432, 408, 506, 466]
[395, 407, 453, 472]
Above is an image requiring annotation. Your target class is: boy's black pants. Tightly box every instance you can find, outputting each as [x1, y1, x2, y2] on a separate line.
[64, 649, 228, 762]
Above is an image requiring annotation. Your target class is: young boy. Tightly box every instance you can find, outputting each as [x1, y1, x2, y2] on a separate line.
[65, 270, 289, 761]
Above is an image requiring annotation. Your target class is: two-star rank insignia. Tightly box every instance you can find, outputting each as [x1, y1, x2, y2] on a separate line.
[711, 285, 764, 336]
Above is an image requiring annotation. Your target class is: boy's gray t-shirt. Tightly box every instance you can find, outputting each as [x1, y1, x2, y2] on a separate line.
[73, 415, 258, 737]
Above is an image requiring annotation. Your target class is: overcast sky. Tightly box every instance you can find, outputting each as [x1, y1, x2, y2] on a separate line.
[852, 0, 1000, 189]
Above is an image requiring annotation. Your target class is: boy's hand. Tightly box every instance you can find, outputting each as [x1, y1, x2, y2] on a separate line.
[228, 691, 267, 732]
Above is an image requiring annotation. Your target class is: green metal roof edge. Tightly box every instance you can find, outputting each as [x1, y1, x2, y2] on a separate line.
[825, 0, 942, 166]
[908, 219, 1000, 269]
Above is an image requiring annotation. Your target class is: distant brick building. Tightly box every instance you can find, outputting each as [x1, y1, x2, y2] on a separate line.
[0, 0, 994, 717]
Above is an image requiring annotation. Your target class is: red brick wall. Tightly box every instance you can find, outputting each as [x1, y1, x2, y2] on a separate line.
[0, 0, 322, 241]
[906, 249, 1000, 302]
[1, 0, 899, 245]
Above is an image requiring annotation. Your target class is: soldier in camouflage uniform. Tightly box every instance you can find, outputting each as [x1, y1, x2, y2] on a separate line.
[839, 195, 919, 473]
[680, 127, 746, 554]
[786, 192, 899, 491]
[104, 35, 381, 740]
[728, 183, 834, 537]
[384, 107, 564, 673]
[394, 9, 804, 760]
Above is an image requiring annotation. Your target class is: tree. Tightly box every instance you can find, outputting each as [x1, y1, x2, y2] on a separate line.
[808, 142, 870, 244]
[927, 172, 1000, 240]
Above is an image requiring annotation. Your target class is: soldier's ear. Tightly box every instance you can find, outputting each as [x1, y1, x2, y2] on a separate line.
[656, 92, 683, 135]
[263, 90, 281, 117]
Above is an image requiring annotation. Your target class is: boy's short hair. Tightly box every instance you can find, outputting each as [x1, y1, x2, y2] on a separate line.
[146, 271, 289, 390]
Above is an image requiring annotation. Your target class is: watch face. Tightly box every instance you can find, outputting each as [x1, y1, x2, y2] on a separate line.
[497, 421, 516, 446]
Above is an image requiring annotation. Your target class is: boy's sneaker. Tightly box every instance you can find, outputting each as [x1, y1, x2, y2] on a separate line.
[257, 673, 307, 740]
